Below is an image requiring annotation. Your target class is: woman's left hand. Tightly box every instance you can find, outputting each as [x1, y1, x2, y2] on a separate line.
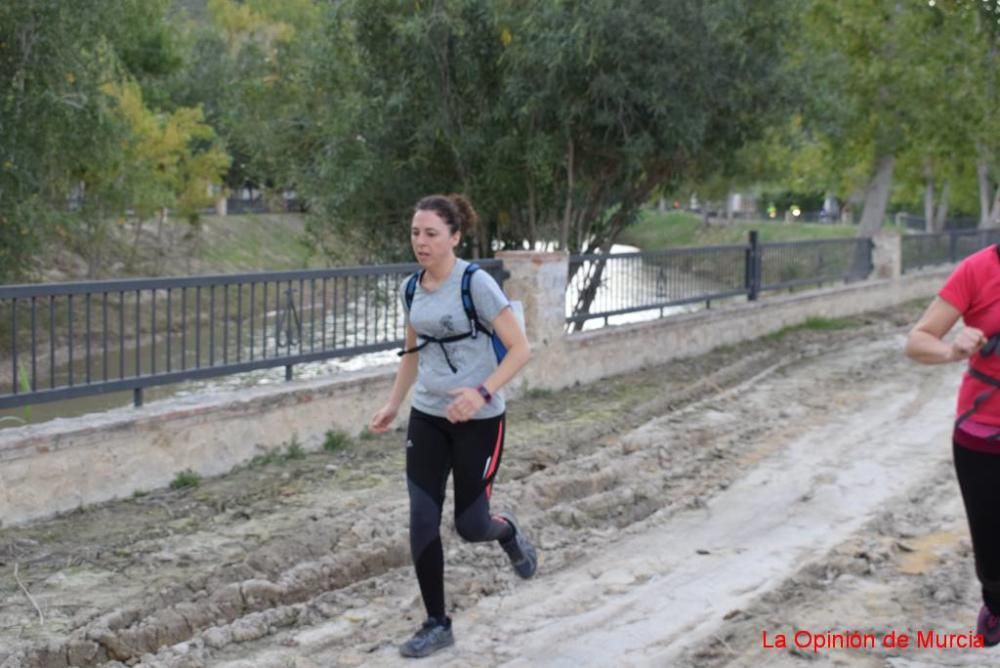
[446, 387, 486, 423]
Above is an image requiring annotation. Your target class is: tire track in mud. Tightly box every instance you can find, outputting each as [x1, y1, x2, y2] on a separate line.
[676, 458, 988, 668]
[0, 305, 930, 667]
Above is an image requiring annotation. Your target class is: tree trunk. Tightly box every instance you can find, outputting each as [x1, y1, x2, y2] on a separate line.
[858, 155, 895, 237]
[923, 165, 934, 233]
[561, 137, 574, 251]
[978, 160, 992, 229]
[130, 216, 145, 271]
[990, 184, 1000, 228]
[934, 182, 950, 233]
[527, 181, 538, 251]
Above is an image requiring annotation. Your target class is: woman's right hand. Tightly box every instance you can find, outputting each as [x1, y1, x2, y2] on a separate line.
[369, 403, 399, 433]
[950, 326, 987, 361]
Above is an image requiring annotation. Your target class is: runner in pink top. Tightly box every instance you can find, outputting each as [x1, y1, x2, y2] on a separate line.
[905, 243, 1000, 646]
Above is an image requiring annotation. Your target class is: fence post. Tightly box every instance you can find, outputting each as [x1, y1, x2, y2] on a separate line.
[496, 250, 569, 392]
[746, 230, 760, 301]
[871, 233, 901, 279]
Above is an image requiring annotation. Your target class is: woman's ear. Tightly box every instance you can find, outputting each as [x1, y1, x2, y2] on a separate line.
[451, 232, 461, 249]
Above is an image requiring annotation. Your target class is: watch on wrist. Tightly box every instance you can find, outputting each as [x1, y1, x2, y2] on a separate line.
[477, 385, 492, 404]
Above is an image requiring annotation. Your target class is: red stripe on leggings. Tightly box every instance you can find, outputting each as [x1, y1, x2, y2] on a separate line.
[485, 419, 503, 478]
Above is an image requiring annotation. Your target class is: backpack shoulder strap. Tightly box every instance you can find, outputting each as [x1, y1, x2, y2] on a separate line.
[403, 270, 422, 312]
[461, 263, 489, 336]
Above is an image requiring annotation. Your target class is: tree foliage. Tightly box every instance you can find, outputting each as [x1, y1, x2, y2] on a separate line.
[0, 0, 215, 281]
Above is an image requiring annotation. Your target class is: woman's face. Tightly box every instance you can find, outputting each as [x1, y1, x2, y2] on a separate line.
[411, 209, 459, 269]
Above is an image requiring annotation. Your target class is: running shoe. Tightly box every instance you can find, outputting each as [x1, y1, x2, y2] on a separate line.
[978, 605, 1000, 647]
[399, 617, 454, 658]
[497, 511, 538, 579]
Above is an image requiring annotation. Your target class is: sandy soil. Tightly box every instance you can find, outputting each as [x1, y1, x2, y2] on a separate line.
[1, 300, 996, 668]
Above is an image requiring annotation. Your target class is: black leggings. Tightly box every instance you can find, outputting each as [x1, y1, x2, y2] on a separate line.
[406, 408, 512, 620]
[953, 440, 1000, 614]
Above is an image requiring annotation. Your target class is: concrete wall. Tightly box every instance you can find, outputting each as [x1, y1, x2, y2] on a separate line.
[0, 239, 950, 525]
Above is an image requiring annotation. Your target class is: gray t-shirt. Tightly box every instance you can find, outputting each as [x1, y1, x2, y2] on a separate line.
[401, 259, 510, 418]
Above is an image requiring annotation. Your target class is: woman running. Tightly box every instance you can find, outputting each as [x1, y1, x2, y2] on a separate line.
[905, 243, 1000, 646]
[369, 193, 537, 658]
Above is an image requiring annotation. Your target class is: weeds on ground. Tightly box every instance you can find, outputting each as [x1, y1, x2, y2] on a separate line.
[170, 469, 201, 490]
[324, 429, 353, 451]
[250, 436, 307, 467]
[766, 317, 862, 342]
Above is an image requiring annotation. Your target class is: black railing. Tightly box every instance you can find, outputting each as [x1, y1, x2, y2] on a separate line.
[902, 229, 1000, 273]
[0, 261, 506, 410]
[757, 237, 872, 292]
[567, 234, 873, 327]
[567, 244, 748, 327]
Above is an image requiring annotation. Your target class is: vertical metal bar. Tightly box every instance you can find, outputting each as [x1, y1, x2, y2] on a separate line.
[85, 293, 91, 384]
[322, 278, 328, 350]
[151, 288, 157, 375]
[50, 296, 56, 388]
[31, 297, 37, 391]
[134, 387, 143, 407]
[68, 294, 74, 386]
[309, 278, 315, 353]
[356, 275, 362, 345]
[11, 298, 17, 393]
[118, 291, 124, 381]
[373, 274, 380, 345]
[262, 282, 268, 358]
[384, 273, 390, 342]
[135, 289, 141, 377]
[167, 288, 172, 373]
[195, 286, 202, 368]
[298, 278, 305, 355]
[250, 282, 256, 361]
[236, 283, 243, 363]
[209, 285, 216, 366]
[223, 283, 230, 365]
[334, 276, 340, 348]
[102, 293, 108, 382]
[181, 287, 188, 371]
[274, 282, 281, 356]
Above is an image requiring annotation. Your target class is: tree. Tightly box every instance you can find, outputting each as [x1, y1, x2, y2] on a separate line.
[165, 0, 326, 204]
[301, 0, 797, 282]
[0, 0, 187, 281]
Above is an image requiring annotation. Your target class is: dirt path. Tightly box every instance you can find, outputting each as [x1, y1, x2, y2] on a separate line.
[2, 301, 993, 667]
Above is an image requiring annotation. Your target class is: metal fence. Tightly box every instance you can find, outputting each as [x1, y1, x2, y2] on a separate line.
[902, 229, 1000, 273]
[567, 234, 873, 327]
[567, 244, 748, 327]
[757, 237, 872, 293]
[0, 261, 506, 410]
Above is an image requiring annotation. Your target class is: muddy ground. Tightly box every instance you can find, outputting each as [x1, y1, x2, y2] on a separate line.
[1, 300, 995, 667]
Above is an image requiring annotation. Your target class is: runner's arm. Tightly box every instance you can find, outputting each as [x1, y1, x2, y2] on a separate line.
[905, 297, 984, 364]
[369, 323, 419, 432]
[480, 305, 531, 395]
[389, 323, 420, 406]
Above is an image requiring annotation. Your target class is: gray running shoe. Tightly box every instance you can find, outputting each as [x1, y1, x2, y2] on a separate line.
[399, 618, 454, 658]
[497, 511, 538, 579]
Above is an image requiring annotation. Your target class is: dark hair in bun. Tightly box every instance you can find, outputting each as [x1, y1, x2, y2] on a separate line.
[414, 193, 479, 235]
